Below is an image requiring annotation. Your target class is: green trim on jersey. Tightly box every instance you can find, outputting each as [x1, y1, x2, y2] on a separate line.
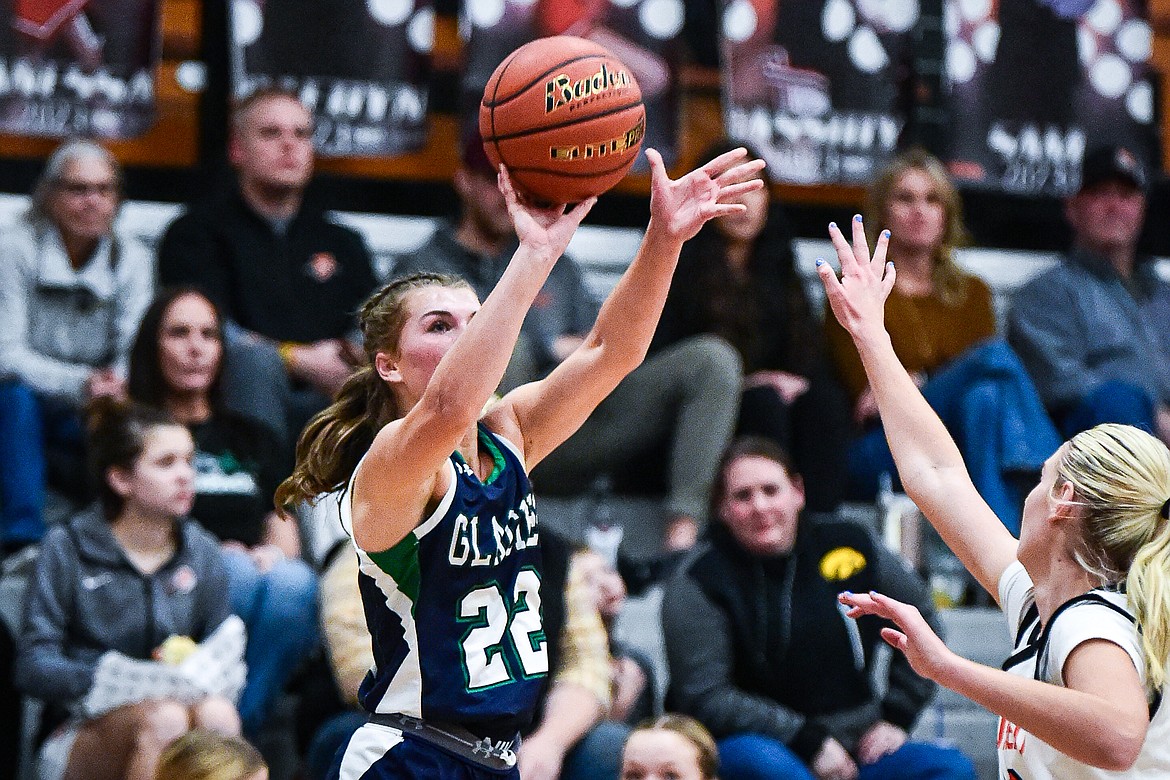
[368, 533, 422, 614]
[453, 426, 507, 485]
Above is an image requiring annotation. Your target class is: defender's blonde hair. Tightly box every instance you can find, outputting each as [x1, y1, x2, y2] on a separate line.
[1055, 423, 1170, 689]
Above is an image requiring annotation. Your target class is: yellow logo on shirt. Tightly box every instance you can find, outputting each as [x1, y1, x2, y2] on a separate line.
[820, 547, 867, 581]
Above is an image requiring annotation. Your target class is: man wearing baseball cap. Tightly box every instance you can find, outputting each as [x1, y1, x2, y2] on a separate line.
[1008, 145, 1170, 445]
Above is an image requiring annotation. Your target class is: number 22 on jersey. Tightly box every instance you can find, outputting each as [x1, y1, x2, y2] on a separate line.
[458, 567, 548, 691]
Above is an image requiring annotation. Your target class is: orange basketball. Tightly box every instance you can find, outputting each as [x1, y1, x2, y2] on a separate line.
[479, 36, 646, 204]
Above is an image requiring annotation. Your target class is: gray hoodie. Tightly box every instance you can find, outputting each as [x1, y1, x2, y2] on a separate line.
[16, 506, 231, 708]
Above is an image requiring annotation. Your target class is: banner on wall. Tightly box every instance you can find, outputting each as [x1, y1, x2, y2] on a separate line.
[460, 0, 684, 170]
[0, 0, 161, 138]
[721, 0, 916, 184]
[229, 0, 433, 157]
[945, 0, 1158, 196]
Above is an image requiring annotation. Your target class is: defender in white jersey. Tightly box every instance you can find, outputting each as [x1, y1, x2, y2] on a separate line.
[819, 215, 1170, 777]
[275, 151, 765, 780]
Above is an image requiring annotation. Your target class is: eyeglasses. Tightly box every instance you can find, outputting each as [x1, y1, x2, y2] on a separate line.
[55, 179, 118, 197]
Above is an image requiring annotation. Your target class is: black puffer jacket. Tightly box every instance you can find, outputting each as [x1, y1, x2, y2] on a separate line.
[663, 517, 940, 762]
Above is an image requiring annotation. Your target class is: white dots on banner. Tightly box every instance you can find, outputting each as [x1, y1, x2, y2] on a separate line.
[640, 0, 684, 39]
[369, 0, 413, 26]
[957, 0, 991, 24]
[611, 0, 641, 10]
[468, 0, 506, 29]
[1085, 0, 1121, 37]
[722, 0, 759, 43]
[822, 0, 856, 43]
[1115, 19, 1151, 63]
[943, 3, 960, 38]
[947, 39, 976, 83]
[175, 61, 207, 92]
[859, 0, 918, 34]
[231, 0, 263, 47]
[1077, 25, 1097, 67]
[848, 26, 888, 73]
[408, 7, 435, 52]
[1089, 52, 1130, 98]
[972, 20, 998, 63]
[1126, 80, 1153, 123]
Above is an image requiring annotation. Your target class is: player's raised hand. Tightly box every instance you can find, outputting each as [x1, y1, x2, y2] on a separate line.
[499, 165, 596, 260]
[816, 216, 896, 341]
[838, 590, 957, 683]
[647, 147, 766, 243]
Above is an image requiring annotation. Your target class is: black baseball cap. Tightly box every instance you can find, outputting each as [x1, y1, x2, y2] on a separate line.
[1078, 145, 1148, 193]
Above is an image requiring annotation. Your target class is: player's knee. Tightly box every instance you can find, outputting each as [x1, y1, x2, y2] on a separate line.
[682, 335, 742, 388]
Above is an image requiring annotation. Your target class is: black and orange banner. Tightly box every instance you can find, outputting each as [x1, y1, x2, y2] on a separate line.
[0, 0, 161, 137]
[721, 0, 915, 184]
[229, 0, 433, 157]
[945, 0, 1158, 196]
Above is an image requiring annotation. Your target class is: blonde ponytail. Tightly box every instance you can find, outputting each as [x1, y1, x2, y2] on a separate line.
[1126, 511, 1170, 689]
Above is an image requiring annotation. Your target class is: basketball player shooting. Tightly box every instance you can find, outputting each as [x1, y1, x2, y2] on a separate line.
[275, 147, 764, 779]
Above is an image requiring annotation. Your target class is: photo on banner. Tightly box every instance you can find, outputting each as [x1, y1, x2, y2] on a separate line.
[720, 0, 916, 184]
[461, 0, 683, 170]
[0, 0, 162, 138]
[944, 0, 1158, 196]
[229, 0, 434, 157]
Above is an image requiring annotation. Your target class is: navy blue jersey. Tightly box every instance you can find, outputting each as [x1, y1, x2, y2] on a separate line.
[340, 424, 547, 741]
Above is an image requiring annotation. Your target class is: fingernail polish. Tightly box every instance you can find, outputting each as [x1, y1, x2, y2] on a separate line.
[882, 229, 890, 238]
[828, 222, 837, 230]
[854, 214, 863, 222]
[815, 258, 824, 267]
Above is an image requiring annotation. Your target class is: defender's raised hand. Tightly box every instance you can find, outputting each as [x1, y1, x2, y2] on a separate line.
[646, 147, 766, 243]
[815, 216, 896, 339]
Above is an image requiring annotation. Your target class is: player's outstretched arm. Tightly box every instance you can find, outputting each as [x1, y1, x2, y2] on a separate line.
[492, 148, 764, 468]
[354, 171, 594, 552]
[839, 591, 1148, 771]
[815, 217, 1017, 599]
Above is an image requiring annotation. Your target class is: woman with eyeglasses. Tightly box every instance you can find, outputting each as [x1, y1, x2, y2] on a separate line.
[0, 139, 154, 557]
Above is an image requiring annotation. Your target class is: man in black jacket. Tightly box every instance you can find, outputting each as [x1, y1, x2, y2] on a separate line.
[662, 438, 975, 780]
[158, 89, 377, 445]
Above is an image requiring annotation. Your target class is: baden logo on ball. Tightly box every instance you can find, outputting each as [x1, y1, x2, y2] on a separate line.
[480, 35, 646, 204]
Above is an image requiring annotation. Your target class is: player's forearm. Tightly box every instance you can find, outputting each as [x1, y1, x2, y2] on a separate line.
[939, 657, 1145, 771]
[586, 226, 682, 371]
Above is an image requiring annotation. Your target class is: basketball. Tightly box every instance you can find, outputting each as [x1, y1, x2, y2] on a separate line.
[479, 36, 646, 204]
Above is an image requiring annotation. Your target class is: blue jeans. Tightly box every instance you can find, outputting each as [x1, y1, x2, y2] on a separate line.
[222, 547, 320, 737]
[1058, 380, 1156, 438]
[848, 341, 1061, 534]
[718, 733, 975, 780]
[0, 380, 85, 550]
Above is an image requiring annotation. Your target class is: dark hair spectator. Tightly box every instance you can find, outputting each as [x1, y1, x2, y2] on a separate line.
[655, 138, 850, 512]
[128, 288, 318, 740]
[16, 399, 243, 780]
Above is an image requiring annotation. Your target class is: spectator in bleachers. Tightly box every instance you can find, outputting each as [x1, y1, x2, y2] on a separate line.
[158, 88, 377, 446]
[824, 148, 1060, 531]
[661, 437, 975, 780]
[0, 139, 153, 555]
[16, 399, 244, 780]
[305, 525, 632, 780]
[127, 287, 319, 740]
[620, 714, 719, 780]
[654, 140, 850, 512]
[1009, 145, 1170, 447]
[395, 136, 742, 551]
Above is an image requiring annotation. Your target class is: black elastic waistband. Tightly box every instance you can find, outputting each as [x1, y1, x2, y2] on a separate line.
[368, 712, 519, 772]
